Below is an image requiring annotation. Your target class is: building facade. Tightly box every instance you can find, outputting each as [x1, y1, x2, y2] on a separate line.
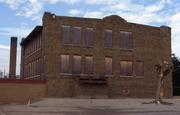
[20, 12, 172, 98]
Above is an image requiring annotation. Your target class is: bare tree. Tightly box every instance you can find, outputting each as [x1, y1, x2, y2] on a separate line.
[143, 60, 172, 105]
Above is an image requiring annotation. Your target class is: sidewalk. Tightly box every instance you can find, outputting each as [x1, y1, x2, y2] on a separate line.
[0, 98, 180, 115]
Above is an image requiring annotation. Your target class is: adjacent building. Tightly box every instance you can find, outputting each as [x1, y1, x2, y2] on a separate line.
[20, 12, 172, 98]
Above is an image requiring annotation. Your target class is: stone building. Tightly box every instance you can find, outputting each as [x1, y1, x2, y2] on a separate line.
[20, 12, 172, 98]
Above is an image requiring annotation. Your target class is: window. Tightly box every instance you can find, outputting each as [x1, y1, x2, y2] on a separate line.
[32, 61, 34, 76]
[73, 27, 81, 45]
[36, 37, 39, 49]
[39, 35, 42, 48]
[85, 28, 93, 47]
[62, 25, 70, 44]
[24, 65, 26, 77]
[38, 59, 41, 75]
[85, 56, 93, 74]
[61, 55, 70, 73]
[105, 57, 112, 75]
[35, 60, 38, 76]
[30, 63, 32, 77]
[120, 61, 133, 76]
[120, 31, 133, 49]
[104, 30, 112, 48]
[73, 55, 81, 74]
[36, 59, 40, 75]
[136, 61, 144, 76]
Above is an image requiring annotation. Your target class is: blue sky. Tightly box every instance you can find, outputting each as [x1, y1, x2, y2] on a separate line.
[0, 0, 180, 75]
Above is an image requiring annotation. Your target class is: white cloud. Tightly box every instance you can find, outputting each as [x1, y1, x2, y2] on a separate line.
[0, 46, 10, 75]
[170, 12, 180, 56]
[0, 0, 26, 10]
[68, 9, 82, 16]
[83, 11, 105, 18]
[0, 45, 10, 50]
[99, 0, 169, 24]
[0, 27, 32, 37]
[160, 0, 173, 4]
[0, 44, 21, 75]
[65, 0, 169, 24]
[0, 0, 61, 20]
[15, 0, 43, 19]
[43, 0, 60, 4]
[61, 0, 80, 4]
[85, 0, 119, 5]
[144, 3, 164, 13]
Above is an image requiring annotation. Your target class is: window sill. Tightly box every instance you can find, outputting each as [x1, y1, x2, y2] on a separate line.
[61, 44, 78, 47]
[135, 76, 144, 78]
[72, 44, 82, 47]
[60, 73, 72, 76]
[59, 73, 94, 77]
[62, 44, 82, 47]
[61, 44, 72, 46]
[120, 48, 133, 52]
[105, 75, 113, 78]
[104, 47, 113, 49]
[72, 73, 83, 76]
[61, 44, 93, 48]
[81, 74, 94, 77]
[83, 46, 93, 48]
[120, 75, 133, 78]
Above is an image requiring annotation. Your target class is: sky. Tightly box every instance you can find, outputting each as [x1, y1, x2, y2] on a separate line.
[0, 0, 180, 75]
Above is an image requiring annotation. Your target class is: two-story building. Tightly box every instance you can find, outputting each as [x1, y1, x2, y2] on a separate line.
[20, 12, 172, 98]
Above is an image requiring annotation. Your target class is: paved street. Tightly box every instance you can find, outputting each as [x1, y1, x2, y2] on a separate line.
[1, 98, 180, 115]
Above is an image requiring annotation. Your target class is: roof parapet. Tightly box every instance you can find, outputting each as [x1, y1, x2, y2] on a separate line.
[43, 11, 56, 21]
[160, 25, 171, 37]
[103, 15, 127, 23]
[160, 25, 171, 31]
[160, 25, 171, 32]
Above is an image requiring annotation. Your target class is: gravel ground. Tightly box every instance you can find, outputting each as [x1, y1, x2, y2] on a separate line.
[0, 98, 180, 115]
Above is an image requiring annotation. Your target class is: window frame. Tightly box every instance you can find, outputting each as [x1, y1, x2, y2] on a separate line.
[120, 60, 133, 77]
[105, 57, 113, 76]
[72, 55, 82, 74]
[62, 25, 71, 44]
[84, 56, 93, 75]
[85, 27, 93, 47]
[120, 31, 133, 50]
[104, 29, 113, 48]
[60, 54, 70, 74]
[73, 26, 82, 46]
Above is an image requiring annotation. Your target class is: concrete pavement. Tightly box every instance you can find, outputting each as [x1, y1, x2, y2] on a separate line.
[0, 98, 180, 115]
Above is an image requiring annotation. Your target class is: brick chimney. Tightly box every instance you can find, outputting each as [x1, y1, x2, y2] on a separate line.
[9, 37, 17, 79]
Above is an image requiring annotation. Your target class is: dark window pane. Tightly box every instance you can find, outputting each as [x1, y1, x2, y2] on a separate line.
[38, 59, 41, 75]
[62, 25, 70, 44]
[61, 55, 69, 73]
[39, 34, 42, 48]
[105, 30, 112, 48]
[73, 56, 81, 74]
[105, 57, 112, 75]
[85, 56, 93, 74]
[85, 28, 93, 47]
[74, 27, 81, 45]
[136, 61, 144, 76]
[120, 31, 133, 49]
[120, 61, 133, 76]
